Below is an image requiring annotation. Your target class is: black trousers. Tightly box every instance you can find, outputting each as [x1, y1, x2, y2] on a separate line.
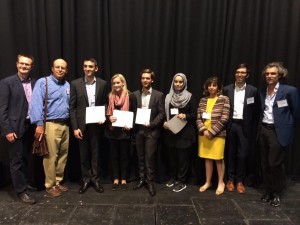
[8, 123, 43, 194]
[108, 139, 130, 180]
[135, 131, 158, 182]
[78, 124, 101, 184]
[167, 145, 192, 183]
[226, 121, 249, 183]
[259, 125, 286, 194]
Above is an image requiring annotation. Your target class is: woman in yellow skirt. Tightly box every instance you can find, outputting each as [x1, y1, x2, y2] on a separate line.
[196, 76, 230, 195]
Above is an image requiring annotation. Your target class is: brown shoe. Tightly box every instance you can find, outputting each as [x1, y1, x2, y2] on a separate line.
[226, 180, 235, 192]
[57, 183, 69, 192]
[236, 182, 246, 193]
[46, 186, 62, 197]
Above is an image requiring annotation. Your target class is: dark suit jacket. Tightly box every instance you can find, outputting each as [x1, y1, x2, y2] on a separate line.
[133, 89, 165, 138]
[0, 74, 35, 138]
[259, 84, 300, 147]
[223, 83, 260, 138]
[70, 77, 108, 132]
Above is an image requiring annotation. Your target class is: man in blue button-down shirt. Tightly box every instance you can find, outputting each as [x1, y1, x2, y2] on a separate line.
[30, 58, 70, 197]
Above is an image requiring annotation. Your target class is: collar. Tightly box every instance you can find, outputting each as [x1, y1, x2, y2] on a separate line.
[85, 76, 96, 85]
[142, 87, 152, 95]
[234, 82, 246, 90]
[50, 74, 65, 85]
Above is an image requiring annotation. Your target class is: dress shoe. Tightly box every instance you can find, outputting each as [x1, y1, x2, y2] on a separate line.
[215, 183, 225, 196]
[121, 183, 127, 191]
[199, 183, 212, 192]
[46, 186, 62, 197]
[112, 183, 118, 191]
[147, 182, 156, 196]
[18, 192, 36, 204]
[94, 182, 104, 193]
[79, 182, 90, 194]
[236, 182, 246, 193]
[133, 179, 146, 190]
[261, 192, 272, 204]
[226, 180, 235, 192]
[57, 183, 69, 192]
[270, 193, 281, 207]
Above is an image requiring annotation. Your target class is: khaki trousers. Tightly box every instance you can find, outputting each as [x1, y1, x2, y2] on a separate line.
[44, 122, 69, 189]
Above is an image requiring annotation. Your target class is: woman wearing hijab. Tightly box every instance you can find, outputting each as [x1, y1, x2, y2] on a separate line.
[106, 74, 137, 191]
[163, 73, 197, 192]
[196, 76, 230, 195]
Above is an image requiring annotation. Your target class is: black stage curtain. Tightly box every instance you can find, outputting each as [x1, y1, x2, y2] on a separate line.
[1, 0, 300, 183]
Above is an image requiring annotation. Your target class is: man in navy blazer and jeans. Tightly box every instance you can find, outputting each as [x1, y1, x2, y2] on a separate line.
[259, 62, 300, 207]
[0, 54, 37, 204]
[223, 63, 260, 194]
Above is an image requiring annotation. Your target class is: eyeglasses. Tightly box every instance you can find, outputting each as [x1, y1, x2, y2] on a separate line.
[236, 71, 247, 75]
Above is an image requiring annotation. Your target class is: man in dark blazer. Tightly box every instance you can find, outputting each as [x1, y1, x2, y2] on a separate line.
[0, 54, 37, 204]
[133, 69, 165, 196]
[259, 62, 300, 207]
[70, 58, 108, 194]
[223, 63, 260, 194]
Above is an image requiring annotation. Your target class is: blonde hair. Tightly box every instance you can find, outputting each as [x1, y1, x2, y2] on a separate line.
[109, 74, 129, 97]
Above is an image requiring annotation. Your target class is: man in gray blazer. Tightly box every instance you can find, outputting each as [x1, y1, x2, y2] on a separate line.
[133, 69, 165, 196]
[0, 54, 37, 204]
[70, 58, 108, 194]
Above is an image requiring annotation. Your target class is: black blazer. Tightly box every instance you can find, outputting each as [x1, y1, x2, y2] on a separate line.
[70, 77, 108, 132]
[0, 74, 35, 137]
[164, 95, 197, 148]
[223, 83, 260, 138]
[133, 89, 165, 138]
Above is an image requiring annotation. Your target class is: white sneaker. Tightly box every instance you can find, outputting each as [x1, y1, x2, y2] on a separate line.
[173, 183, 186, 192]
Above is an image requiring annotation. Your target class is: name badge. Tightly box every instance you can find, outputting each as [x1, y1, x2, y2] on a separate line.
[202, 112, 211, 119]
[277, 99, 288, 108]
[171, 108, 179, 115]
[247, 97, 254, 104]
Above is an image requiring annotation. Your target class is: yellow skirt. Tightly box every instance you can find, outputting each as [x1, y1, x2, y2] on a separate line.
[198, 135, 225, 160]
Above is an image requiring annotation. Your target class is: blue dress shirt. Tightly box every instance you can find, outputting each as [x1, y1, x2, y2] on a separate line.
[29, 75, 70, 126]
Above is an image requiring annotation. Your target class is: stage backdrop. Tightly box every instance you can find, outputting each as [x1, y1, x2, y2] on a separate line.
[0, 0, 300, 180]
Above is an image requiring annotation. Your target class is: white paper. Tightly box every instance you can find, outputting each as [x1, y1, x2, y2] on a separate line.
[166, 116, 187, 134]
[135, 108, 151, 125]
[112, 110, 134, 128]
[85, 106, 106, 124]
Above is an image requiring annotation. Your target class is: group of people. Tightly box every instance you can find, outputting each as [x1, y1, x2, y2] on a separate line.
[0, 54, 299, 209]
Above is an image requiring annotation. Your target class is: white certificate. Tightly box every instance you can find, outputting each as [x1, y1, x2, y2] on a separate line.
[85, 106, 106, 124]
[166, 116, 187, 134]
[112, 110, 134, 128]
[135, 108, 151, 125]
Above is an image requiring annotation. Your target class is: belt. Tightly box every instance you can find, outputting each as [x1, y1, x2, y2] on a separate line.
[262, 123, 275, 130]
[232, 119, 243, 123]
[46, 119, 68, 124]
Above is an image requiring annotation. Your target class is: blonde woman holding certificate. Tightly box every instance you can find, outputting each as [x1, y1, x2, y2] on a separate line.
[105, 74, 137, 191]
